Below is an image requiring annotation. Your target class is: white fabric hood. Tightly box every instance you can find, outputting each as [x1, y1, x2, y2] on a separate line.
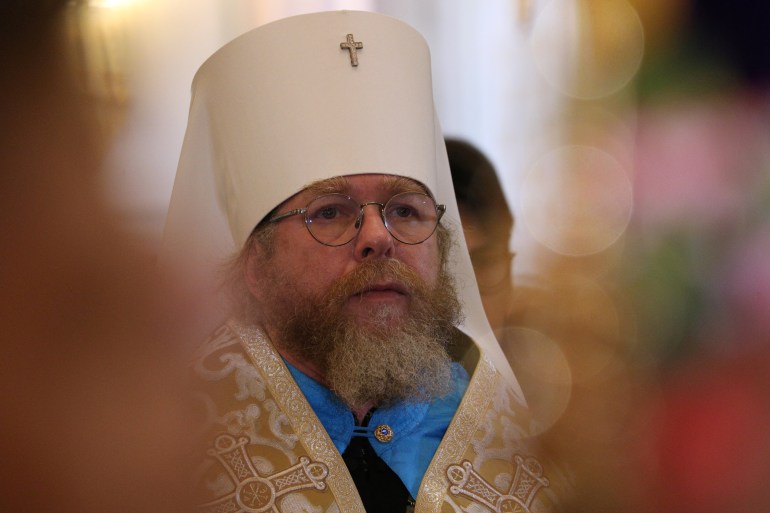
[160, 10, 522, 396]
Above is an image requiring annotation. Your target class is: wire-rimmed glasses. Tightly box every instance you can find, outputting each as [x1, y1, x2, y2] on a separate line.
[269, 192, 446, 246]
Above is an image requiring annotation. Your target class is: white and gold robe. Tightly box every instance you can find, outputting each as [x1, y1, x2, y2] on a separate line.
[193, 322, 565, 513]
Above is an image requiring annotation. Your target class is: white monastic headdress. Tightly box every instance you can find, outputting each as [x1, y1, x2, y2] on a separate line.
[160, 10, 522, 395]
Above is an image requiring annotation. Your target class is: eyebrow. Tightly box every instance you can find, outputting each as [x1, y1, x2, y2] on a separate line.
[304, 176, 350, 196]
[383, 176, 429, 196]
[303, 175, 429, 197]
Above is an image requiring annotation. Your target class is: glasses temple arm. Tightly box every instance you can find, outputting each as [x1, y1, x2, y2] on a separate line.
[269, 208, 307, 224]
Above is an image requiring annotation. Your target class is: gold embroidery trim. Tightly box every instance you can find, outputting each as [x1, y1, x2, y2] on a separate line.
[446, 456, 550, 513]
[231, 322, 366, 513]
[415, 354, 499, 513]
[201, 433, 330, 513]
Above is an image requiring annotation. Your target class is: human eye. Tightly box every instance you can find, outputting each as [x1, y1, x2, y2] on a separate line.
[317, 206, 340, 219]
[386, 202, 425, 226]
[307, 196, 356, 224]
[387, 194, 429, 223]
[391, 204, 415, 219]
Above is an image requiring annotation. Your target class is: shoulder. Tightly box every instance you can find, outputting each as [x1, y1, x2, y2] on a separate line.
[192, 322, 243, 362]
[189, 321, 261, 392]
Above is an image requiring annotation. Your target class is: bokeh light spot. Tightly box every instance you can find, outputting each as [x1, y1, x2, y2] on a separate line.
[499, 327, 572, 436]
[531, 0, 644, 99]
[520, 145, 633, 256]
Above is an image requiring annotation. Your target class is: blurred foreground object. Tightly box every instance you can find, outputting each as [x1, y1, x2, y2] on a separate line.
[555, 0, 770, 512]
[627, 0, 770, 507]
[0, 2, 193, 512]
[495, 1, 770, 512]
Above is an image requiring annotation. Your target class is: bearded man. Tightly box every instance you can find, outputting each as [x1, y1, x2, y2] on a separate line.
[161, 10, 563, 513]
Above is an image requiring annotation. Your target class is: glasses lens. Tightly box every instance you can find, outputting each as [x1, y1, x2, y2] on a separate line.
[305, 194, 359, 245]
[384, 193, 440, 244]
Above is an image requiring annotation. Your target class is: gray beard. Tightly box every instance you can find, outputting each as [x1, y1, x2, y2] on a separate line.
[263, 259, 462, 410]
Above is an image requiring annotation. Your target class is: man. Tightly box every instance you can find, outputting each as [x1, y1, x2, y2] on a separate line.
[162, 11, 562, 513]
[446, 138, 516, 335]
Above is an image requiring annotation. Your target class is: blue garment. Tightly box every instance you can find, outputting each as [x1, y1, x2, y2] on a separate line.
[285, 360, 469, 498]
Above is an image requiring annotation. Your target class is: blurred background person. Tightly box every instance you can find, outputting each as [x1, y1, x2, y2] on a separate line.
[446, 137, 516, 334]
[446, 137, 576, 444]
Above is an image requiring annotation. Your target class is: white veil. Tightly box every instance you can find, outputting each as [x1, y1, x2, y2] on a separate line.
[159, 10, 522, 398]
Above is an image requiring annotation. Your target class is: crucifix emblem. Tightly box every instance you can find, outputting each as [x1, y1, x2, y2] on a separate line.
[446, 456, 550, 513]
[340, 34, 363, 67]
[202, 434, 329, 513]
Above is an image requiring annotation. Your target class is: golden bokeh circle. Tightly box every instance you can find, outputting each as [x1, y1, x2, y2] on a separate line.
[530, 0, 645, 99]
[499, 326, 572, 436]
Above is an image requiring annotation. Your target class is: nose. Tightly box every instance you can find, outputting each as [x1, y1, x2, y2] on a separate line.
[353, 203, 395, 260]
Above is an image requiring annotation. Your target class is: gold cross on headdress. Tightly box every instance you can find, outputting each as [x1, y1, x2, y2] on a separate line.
[340, 34, 363, 67]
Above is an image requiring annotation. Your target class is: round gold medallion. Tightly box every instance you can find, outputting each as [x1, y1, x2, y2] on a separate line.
[374, 424, 394, 443]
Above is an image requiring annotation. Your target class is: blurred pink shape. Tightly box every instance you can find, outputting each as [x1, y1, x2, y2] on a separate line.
[721, 226, 770, 343]
[633, 97, 765, 230]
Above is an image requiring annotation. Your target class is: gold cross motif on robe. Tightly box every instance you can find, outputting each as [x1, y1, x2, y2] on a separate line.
[202, 434, 329, 513]
[340, 34, 363, 66]
[446, 455, 550, 513]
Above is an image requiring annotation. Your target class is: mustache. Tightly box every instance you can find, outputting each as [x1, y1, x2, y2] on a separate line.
[323, 259, 430, 306]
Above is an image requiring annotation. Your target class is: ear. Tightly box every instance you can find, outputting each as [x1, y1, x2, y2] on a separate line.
[244, 243, 265, 302]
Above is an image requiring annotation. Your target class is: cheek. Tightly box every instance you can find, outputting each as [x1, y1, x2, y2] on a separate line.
[400, 241, 441, 285]
[277, 241, 349, 290]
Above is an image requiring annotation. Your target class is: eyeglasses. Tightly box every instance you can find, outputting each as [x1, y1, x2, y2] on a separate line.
[269, 192, 446, 246]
